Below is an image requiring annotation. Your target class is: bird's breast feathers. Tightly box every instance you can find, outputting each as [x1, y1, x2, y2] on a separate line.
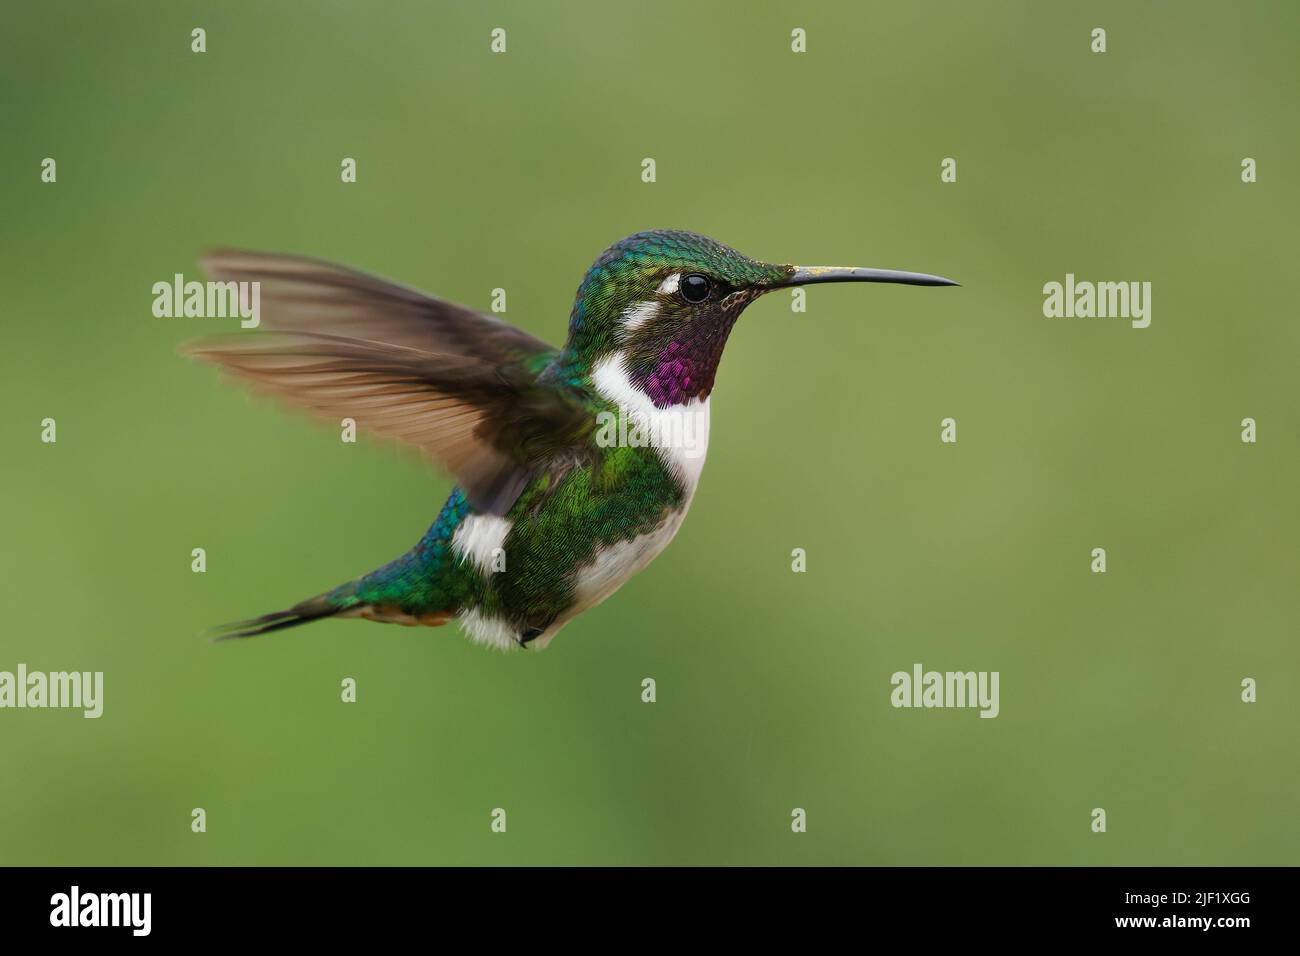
[452, 359, 711, 650]
[590, 351, 711, 493]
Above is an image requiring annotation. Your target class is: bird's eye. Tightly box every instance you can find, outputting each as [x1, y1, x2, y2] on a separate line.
[680, 273, 712, 304]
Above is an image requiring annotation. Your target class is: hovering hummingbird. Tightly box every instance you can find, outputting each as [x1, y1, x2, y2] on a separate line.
[188, 230, 956, 649]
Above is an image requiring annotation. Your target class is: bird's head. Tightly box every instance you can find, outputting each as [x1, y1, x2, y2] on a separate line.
[562, 229, 956, 408]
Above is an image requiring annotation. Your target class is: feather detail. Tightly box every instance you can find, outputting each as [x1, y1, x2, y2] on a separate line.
[183, 250, 593, 514]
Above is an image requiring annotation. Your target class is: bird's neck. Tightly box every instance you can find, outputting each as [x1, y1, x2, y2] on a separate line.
[559, 343, 718, 411]
[560, 321, 738, 410]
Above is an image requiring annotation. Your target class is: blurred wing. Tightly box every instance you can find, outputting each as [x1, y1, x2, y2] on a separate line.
[184, 250, 590, 514]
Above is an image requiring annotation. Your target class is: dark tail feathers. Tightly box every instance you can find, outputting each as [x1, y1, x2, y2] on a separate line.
[209, 593, 350, 641]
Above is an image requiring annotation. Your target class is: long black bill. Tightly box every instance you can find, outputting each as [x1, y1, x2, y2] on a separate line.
[785, 265, 959, 287]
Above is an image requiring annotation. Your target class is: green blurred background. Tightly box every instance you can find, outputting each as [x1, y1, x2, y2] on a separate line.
[2, 0, 1297, 865]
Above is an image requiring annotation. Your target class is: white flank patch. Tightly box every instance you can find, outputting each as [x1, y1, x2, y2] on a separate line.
[451, 515, 512, 574]
[457, 607, 519, 651]
[571, 509, 690, 612]
[621, 299, 658, 332]
[656, 272, 681, 296]
[526, 507, 692, 652]
[590, 352, 710, 494]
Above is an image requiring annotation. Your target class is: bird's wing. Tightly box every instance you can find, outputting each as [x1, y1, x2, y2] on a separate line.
[183, 250, 592, 515]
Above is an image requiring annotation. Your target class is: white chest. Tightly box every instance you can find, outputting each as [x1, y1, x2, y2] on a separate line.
[590, 352, 711, 494]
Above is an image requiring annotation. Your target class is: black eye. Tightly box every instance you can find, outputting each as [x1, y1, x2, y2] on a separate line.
[680, 273, 711, 303]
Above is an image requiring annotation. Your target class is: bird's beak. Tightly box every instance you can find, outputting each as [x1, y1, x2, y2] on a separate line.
[780, 265, 959, 288]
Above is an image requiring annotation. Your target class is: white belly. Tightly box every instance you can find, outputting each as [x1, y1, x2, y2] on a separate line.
[459, 506, 695, 652]
[572, 505, 691, 609]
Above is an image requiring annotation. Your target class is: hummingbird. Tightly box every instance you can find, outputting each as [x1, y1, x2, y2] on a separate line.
[187, 230, 956, 649]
